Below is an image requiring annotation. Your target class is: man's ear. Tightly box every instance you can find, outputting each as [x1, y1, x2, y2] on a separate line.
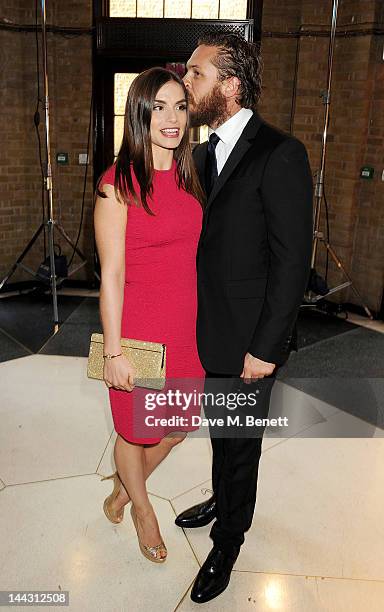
[222, 75, 241, 100]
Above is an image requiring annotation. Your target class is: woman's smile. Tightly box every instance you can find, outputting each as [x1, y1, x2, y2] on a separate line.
[160, 127, 180, 138]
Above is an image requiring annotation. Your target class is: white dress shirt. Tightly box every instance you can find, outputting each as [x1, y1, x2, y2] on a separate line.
[208, 108, 253, 175]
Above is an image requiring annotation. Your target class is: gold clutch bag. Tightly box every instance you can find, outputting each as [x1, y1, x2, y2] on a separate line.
[87, 333, 166, 390]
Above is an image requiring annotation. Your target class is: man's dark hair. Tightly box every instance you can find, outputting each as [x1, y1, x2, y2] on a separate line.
[197, 31, 262, 109]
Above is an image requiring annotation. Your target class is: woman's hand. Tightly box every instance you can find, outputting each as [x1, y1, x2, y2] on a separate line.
[103, 355, 136, 392]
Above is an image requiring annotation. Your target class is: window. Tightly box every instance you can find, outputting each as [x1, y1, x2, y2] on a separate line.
[109, 0, 247, 19]
[114, 73, 139, 156]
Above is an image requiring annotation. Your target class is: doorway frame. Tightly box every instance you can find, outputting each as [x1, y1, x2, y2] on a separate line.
[92, 1, 263, 181]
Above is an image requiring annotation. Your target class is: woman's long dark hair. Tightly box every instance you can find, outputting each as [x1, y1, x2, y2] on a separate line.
[97, 67, 205, 214]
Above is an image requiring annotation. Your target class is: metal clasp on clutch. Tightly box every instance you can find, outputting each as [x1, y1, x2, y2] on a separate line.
[161, 344, 166, 369]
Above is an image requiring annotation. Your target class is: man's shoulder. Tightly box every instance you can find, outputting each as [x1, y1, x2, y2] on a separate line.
[192, 141, 207, 157]
[257, 116, 307, 156]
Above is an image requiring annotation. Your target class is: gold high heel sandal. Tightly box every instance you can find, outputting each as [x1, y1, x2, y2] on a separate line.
[130, 505, 167, 563]
[101, 472, 126, 524]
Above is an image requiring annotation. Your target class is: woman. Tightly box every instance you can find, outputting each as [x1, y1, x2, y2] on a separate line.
[94, 67, 205, 563]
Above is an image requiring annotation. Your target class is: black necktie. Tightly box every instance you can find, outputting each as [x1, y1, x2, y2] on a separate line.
[205, 132, 220, 197]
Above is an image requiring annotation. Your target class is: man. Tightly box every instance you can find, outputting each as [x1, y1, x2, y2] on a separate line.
[176, 32, 313, 603]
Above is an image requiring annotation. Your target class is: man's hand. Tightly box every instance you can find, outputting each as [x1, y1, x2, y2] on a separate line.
[240, 352, 276, 384]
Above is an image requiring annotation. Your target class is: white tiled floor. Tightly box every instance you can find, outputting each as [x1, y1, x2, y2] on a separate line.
[1, 355, 383, 611]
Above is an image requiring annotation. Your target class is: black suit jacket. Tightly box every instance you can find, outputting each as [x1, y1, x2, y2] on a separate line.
[194, 111, 313, 375]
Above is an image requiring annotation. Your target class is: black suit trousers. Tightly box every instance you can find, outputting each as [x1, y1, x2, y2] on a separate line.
[204, 369, 277, 551]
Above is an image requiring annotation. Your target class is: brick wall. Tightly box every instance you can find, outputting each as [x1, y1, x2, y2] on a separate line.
[350, 1, 384, 313]
[1, 0, 383, 312]
[0, 0, 93, 285]
[260, 0, 384, 312]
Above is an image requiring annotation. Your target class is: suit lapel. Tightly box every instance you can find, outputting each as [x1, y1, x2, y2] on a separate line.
[208, 138, 252, 205]
[207, 112, 263, 208]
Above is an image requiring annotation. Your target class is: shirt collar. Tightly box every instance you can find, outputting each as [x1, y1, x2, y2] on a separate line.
[208, 108, 253, 144]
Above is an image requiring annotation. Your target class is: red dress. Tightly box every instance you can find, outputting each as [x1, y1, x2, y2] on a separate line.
[100, 160, 205, 444]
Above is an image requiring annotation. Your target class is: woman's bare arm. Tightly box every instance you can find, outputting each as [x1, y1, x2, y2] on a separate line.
[94, 183, 135, 391]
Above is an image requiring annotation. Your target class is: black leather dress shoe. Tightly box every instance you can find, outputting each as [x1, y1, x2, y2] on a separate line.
[190, 545, 239, 604]
[174, 495, 216, 528]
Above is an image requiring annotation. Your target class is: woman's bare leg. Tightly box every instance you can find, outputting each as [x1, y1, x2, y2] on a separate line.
[145, 431, 187, 475]
[112, 432, 186, 508]
[112, 433, 186, 558]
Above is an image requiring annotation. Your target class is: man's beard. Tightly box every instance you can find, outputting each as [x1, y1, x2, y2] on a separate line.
[188, 83, 229, 128]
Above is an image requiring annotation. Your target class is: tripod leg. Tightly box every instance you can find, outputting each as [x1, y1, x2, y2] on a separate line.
[47, 220, 59, 329]
[325, 241, 373, 319]
[55, 224, 87, 262]
[0, 224, 45, 290]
